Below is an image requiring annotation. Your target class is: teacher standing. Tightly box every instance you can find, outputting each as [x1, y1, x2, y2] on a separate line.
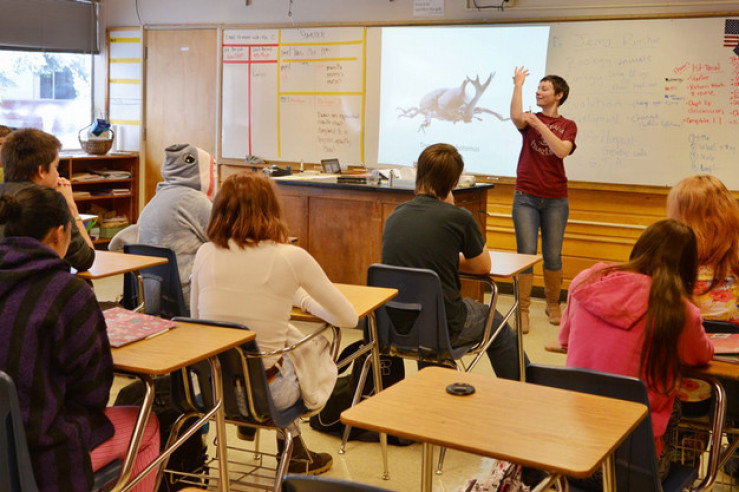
[510, 66, 578, 333]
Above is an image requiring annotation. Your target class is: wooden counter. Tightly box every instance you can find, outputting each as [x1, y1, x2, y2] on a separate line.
[273, 177, 493, 286]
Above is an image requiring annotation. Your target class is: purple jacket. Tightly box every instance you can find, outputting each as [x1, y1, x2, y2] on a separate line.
[559, 263, 713, 456]
[0, 236, 114, 491]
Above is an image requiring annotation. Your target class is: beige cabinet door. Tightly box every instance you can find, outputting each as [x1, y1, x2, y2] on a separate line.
[144, 29, 217, 203]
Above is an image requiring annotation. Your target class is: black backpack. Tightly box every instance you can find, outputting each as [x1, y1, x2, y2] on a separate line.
[309, 340, 411, 445]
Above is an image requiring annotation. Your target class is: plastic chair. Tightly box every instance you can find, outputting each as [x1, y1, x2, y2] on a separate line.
[165, 317, 339, 492]
[122, 243, 188, 319]
[0, 370, 122, 492]
[340, 263, 501, 474]
[525, 364, 698, 492]
[282, 474, 392, 491]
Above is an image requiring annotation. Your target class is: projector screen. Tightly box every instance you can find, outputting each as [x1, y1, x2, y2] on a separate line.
[375, 26, 550, 176]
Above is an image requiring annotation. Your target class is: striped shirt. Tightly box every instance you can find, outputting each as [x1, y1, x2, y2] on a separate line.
[0, 236, 114, 492]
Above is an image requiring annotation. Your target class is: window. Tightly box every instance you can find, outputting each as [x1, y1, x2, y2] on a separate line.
[0, 50, 93, 150]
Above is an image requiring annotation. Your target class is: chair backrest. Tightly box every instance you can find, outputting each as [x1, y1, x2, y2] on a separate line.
[525, 364, 662, 492]
[122, 244, 188, 319]
[0, 370, 39, 492]
[282, 474, 392, 492]
[169, 318, 307, 430]
[367, 263, 466, 364]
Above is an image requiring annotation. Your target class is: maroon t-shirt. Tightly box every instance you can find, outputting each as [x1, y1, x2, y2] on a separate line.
[515, 113, 577, 199]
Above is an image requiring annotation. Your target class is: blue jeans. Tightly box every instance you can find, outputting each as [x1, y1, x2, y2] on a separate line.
[512, 191, 569, 273]
[417, 299, 528, 380]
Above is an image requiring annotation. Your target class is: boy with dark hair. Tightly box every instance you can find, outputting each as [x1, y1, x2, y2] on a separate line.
[381, 143, 527, 380]
[0, 128, 95, 270]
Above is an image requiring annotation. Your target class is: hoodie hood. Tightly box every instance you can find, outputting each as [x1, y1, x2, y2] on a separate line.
[570, 266, 651, 331]
[157, 144, 215, 199]
[0, 237, 69, 299]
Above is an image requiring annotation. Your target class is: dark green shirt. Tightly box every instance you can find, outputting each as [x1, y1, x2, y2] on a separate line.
[381, 194, 486, 339]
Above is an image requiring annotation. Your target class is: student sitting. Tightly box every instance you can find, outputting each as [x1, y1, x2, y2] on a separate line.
[0, 185, 159, 492]
[667, 174, 739, 325]
[381, 143, 528, 380]
[0, 128, 95, 271]
[137, 144, 215, 311]
[191, 173, 358, 475]
[559, 219, 714, 487]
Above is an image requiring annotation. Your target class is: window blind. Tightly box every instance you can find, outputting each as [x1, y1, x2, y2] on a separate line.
[0, 0, 99, 54]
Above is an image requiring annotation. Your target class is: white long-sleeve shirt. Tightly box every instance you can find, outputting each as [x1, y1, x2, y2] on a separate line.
[191, 240, 358, 367]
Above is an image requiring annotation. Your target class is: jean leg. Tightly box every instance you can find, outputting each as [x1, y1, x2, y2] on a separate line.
[512, 191, 541, 274]
[539, 197, 569, 271]
[486, 310, 530, 381]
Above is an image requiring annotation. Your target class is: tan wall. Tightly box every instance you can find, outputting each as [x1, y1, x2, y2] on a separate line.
[484, 178, 669, 289]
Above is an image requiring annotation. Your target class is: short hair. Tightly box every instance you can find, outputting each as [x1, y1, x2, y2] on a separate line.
[667, 174, 739, 289]
[0, 184, 71, 240]
[1, 128, 61, 182]
[541, 75, 570, 106]
[415, 143, 464, 199]
[207, 172, 289, 249]
[0, 125, 11, 138]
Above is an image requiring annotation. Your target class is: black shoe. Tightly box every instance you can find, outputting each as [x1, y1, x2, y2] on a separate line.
[277, 437, 333, 475]
[236, 425, 257, 441]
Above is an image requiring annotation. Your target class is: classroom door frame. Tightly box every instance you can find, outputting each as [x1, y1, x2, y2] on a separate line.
[143, 28, 219, 204]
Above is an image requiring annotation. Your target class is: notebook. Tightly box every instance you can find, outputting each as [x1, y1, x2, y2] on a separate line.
[709, 333, 739, 355]
[103, 307, 176, 348]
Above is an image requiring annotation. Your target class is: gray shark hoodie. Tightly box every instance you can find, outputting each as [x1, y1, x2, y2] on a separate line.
[137, 144, 214, 309]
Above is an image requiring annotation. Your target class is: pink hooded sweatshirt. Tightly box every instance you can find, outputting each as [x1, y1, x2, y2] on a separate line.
[559, 263, 714, 456]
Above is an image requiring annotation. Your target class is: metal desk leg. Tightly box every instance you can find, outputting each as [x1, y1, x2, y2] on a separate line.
[110, 374, 155, 492]
[368, 312, 390, 480]
[421, 442, 434, 492]
[601, 455, 616, 492]
[207, 356, 230, 492]
[512, 276, 525, 382]
[134, 272, 146, 313]
[691, 374, 729, 492]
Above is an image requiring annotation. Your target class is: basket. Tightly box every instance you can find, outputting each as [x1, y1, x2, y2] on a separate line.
[78, 126, 115, 155]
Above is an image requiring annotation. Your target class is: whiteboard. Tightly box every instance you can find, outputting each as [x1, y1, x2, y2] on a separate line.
[547, 18, 739, 189]
[221, 17, 739, 188]
[221, 27, 366, 165]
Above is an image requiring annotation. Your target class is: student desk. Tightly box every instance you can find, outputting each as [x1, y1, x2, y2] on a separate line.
[341, 367, 647, 492]
[74, 250, 168, 312]
[474, 250, 543, 381]
[290, 282, 398, 478]
[110, 320, 255, 492]
[73, 250, 168, 279]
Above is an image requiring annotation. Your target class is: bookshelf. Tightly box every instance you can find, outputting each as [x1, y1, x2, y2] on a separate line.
[61, 151, 139, 247]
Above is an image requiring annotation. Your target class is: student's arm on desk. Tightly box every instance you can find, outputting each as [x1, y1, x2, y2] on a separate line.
[291, 248, 358, 328]
[459, 245, 492, 275]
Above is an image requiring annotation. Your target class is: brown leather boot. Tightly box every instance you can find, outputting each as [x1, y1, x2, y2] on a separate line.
[277, 436, 333, 475]
[517, 273, 533, 334]
[543, 269, 563, 325]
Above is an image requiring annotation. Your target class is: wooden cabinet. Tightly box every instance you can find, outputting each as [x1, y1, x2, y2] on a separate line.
[60, 152, 139, 247]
